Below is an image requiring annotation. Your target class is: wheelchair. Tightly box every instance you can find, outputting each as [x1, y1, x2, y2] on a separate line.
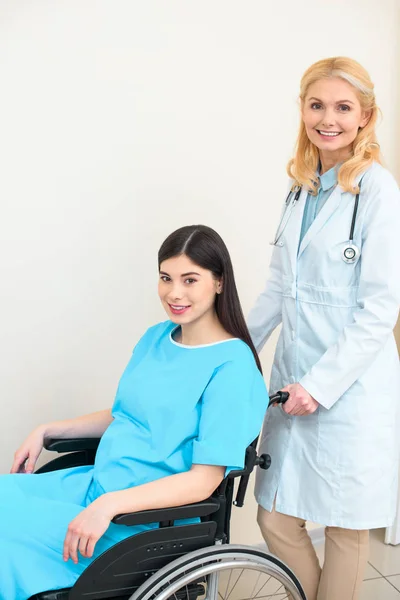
[30, 392, 306, 600]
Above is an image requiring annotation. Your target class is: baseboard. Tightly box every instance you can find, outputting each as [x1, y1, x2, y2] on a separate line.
[254, 525, 326, 552]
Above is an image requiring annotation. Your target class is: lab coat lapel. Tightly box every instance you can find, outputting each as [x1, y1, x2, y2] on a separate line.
[298, 185, 343, 258]
[283, 186, 307, 274]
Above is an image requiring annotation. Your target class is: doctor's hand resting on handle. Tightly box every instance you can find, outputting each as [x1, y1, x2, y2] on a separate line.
[279, 383, 319, 416]
[248, 57, 400, 600]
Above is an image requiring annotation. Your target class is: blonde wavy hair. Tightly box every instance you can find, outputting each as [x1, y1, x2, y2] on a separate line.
[287, 57, 382, 194]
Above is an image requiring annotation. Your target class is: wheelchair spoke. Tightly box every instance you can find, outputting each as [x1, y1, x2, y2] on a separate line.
[220, 567, 291, 600]
[223, 567, 234, 600]
[252, 594, 288, 599]
[132, 550, 304, 600]
[254, 576, 283, 599]
[190, 566, 292, 600]
[163, 577, 181, 600]
[250, 571, 262, 599]
[226, 568, 244, 600]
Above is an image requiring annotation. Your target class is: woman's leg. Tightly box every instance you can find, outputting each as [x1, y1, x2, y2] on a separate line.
[0, 494, 90, 599]
[0, 469, 156, 599]
[0, 465, 95, 503]
[257, 504, 321, 600]
[317, 527, 369, 600]
[0, 469, 131, 599]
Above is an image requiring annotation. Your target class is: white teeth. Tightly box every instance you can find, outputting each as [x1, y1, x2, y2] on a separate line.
[171, 305, 188, 310]
[319, 130, 340, 137]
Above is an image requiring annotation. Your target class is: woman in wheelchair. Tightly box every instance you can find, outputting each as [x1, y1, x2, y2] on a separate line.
[1, 225, 269, 600]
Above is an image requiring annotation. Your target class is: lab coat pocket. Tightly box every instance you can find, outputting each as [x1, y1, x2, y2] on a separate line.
[316, 402, 347, 467]
[317, 393, 395, 469]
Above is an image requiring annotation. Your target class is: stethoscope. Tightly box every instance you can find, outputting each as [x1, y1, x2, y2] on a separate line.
[271, 186, 302, 247]
[271, 179, 363, 264]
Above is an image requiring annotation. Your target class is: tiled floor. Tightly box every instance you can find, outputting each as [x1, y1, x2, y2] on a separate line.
[315, 528, 400, 599]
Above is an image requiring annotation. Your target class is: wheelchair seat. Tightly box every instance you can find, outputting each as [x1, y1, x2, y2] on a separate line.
[30, 591, 70, 600]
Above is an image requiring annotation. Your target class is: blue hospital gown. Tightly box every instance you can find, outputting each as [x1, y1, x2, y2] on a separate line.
[0, 321, 268, 599]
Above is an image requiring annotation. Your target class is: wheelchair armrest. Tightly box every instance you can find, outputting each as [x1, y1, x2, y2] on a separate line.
[44, 438, 101, 453]
[112, 498, 220, 526]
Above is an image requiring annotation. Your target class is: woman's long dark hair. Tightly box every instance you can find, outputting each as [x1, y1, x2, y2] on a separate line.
[158, 225, 262, 373]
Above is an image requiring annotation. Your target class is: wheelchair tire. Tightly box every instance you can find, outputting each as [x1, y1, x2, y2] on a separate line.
[129, 544, 306, 600]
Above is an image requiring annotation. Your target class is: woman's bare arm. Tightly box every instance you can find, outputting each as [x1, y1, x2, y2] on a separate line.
[11, 409, 113, 474]
[106, 464, 225, 517]
[44, 409, 113, 439]
[63, 464, 225, 562]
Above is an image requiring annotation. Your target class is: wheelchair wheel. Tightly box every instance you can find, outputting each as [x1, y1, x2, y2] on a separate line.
[129, 545, 306, 600]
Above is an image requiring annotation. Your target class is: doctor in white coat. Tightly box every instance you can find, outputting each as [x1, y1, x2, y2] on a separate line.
[249, 57, 400, 600]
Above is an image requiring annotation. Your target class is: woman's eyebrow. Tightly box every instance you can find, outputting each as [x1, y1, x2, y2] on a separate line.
[159, 271, 201, 277]
[308, 96, 355, 105]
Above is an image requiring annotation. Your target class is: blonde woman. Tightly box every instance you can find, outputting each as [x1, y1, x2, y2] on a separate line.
[248, 57, 400, 600]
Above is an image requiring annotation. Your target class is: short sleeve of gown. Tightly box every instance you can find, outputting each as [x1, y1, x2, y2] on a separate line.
[192, 356, 268, 475]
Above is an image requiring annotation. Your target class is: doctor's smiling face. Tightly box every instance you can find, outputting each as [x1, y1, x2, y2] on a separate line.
[302, 77, 371, 169]
[158, 253, 221, 326]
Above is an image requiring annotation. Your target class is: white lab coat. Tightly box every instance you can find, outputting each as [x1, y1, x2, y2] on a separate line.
[249, 162, 400, 528]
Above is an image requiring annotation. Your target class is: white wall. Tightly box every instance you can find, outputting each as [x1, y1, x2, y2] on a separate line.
[0, 0, 399, 545]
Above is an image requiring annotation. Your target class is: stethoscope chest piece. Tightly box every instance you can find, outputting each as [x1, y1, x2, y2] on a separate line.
[342, 243, 360, 264]
[341, 178, 364, 264]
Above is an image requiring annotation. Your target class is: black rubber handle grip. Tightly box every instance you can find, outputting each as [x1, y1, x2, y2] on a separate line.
[268, 391, 289, 407]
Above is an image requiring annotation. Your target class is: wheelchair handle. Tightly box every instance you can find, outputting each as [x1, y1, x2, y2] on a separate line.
[232, 393, 289, 507]
[268, 391, 289, 407]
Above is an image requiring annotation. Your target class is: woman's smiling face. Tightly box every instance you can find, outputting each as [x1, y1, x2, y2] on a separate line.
[302, 77, 370, 160]
[158, 254, 220, 325]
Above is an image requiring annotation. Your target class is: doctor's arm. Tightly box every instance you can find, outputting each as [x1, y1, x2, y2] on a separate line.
[299, 175, 400, 410]
[248, 246, 283, 353]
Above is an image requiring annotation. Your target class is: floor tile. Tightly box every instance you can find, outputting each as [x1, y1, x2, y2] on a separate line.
[364, 562, 382, 580]
[369, 529, 400, 576]
[387, 576, 400, 592]
[360, 577, 400, 599]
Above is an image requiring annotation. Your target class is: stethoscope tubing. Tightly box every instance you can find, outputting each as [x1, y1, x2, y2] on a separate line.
[271, 186, 302, 246]
[272, 177, 364, 262]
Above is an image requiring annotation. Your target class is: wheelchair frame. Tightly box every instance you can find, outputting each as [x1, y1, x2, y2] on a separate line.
[30, 394, 304, 600]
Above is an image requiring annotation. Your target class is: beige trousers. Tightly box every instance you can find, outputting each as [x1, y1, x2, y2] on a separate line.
[257, 504, 369, 600]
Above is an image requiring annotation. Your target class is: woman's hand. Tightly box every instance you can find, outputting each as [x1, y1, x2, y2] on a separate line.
[63, 495, 115, 563]
[10, 425, 47, 474]
[280, 383, 319, 416]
